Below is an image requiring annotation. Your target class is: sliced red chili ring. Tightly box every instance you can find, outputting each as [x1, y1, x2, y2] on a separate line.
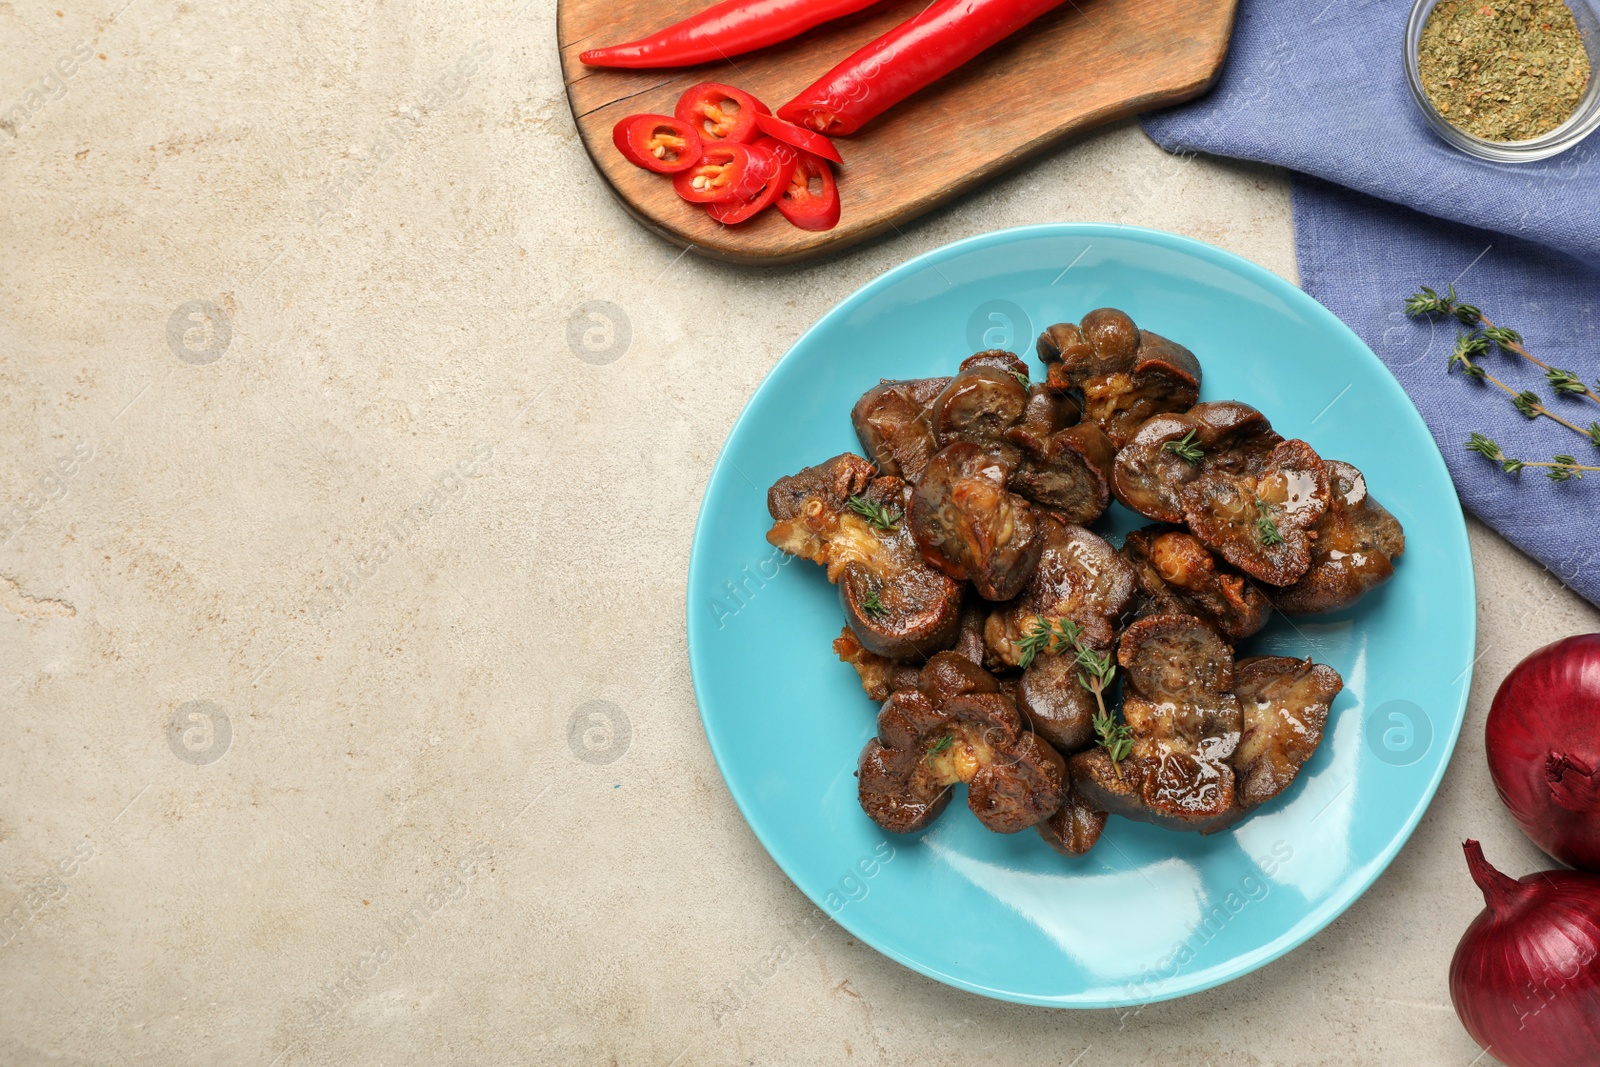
[707, 137, 800, 225]
[674, 82, 770, 145]
[755, 111, 843, 164]
[673, 141, 773, 203]
[777, 150, 840, 231]
[612, 113, 703, 173]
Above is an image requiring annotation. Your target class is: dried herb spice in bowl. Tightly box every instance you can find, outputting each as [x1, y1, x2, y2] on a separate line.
[1419, 1, 1590, 140]
[1405, 0, 1600, 159]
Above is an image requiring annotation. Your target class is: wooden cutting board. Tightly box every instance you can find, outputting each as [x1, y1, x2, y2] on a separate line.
[558, 0, 1238, 265]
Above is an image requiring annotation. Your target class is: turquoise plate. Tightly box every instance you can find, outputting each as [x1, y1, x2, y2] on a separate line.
[685, 224, 1475, 1007]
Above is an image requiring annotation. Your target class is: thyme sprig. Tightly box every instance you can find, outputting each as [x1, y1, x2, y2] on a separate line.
[1466, 433, 1600, 481]
[1092, 710, 1134, 766]
[1410, 284, 1600, 416]
[1254, 499, 1284, 546]
[1016, 615, 1079, 669]
[1018, 614, 1129, 776]
[1162, 429, 1205, 465]
[1445, 333, 1598, 443]
[847, 495, 901, 531]
[1409, 286, 1600, 480]
[860, 587, 887, 617]
[925, 734, 955, 763]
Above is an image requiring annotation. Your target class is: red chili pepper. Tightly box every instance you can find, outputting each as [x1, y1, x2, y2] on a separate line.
[579, 0, 883, 69]
[777, 0, 1070, 136]
[754, 112, 843, 164]
[673, 141, 774, 203]
[777, 151, 839, 230]
[612, 113, 703, 174]
[675, 82, 770, 145]
[707, 137, 800, 225]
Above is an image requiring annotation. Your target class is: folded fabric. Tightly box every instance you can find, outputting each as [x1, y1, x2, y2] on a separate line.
[1293, 178, 1600, 607]
[1139, 0, 1600, 608]
[1142, 0, 1600, 268]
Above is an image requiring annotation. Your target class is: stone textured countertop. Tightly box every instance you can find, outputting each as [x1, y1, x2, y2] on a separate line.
[3, 3, 1597, 1063]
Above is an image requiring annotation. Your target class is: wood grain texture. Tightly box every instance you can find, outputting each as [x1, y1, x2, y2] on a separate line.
[558, 0, 1238, 265]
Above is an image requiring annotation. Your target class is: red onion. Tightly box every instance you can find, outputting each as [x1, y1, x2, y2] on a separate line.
[1450, 841, 1600, 1067]
[1486, 634, 1600, 871]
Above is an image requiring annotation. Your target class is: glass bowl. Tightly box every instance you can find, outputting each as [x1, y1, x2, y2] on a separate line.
[1405, 0, 1600, 161]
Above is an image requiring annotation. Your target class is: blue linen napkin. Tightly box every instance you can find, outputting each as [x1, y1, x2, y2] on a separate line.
[1139, 0, 1600, 609]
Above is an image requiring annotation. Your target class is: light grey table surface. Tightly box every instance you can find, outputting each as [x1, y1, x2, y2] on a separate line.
[3, 3, 1597, 1063]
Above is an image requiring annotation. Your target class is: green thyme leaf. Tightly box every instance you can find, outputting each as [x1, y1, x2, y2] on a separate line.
[1073, 646, 1116, 691]
[847, 495, 900, 531]
[1465, 432, 1503, 460]
[1404, 286, 1444, 316]
[1483, 325, 1523, 348]
[1162, 429, 1205, 465]
[1017, 616, 1055, 670]
[926, 734, 955, 760]
[1547, 367, 1587, 395]
[1549, 454, 1585, 481]
[1512, 390, 1543, 419]
[1255, 499, 1285, 547]
[1092, 710, 1134, 764]
[860, 587, 887, 618]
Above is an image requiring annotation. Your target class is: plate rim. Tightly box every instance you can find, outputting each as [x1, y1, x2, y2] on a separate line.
[684, 222, 1477, 1008]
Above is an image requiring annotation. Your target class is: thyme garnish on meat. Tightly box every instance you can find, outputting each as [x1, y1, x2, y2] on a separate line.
[925, 734, 955, 763]
[1254, 500, 1284, 546]
[1018, 614, 1128, 777]
[859, 586, 888, 617]
[1092, 709, 1134, 769]
[847, 495, 901, 531]
[1010, 370, 1030, 389]
[1016, 614, 1079, 669]
[1162, 429, 1204, 465]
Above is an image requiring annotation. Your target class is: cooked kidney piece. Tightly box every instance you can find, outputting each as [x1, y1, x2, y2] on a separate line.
[1008, 417, 1116, 524]
[1181, 438, 1331, 587]
[1070, 614, 1243, 834]
[851, 377, 950, 483]
[1069, 620, 1346, 846]
[1036, 308, 1202, 448]
[983, 518, 1135, 753]
[858, 652, 1066, 834]
[1270, 460, 1406, 614]
[1112, 400, 1282, 523]
[931, 360, 1030, 459]
[1036, 781, 1109, 856]
[852, 354, 1115, 524]
[908, 443, 1045, 601]
[1121, 526, 1272, 641]
[1231, 655, 1343, 808]
[767, 453, 964, 660]
[833, 628, 921, 703]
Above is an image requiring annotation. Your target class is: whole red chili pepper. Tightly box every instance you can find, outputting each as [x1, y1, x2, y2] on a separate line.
[777, 0, 1070, 135]
[580, 0, 883, 69]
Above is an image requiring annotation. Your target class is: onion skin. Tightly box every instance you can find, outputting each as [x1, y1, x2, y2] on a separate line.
[1450, 841, 1600, 1067]
[1486, 634, 1600, 871]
